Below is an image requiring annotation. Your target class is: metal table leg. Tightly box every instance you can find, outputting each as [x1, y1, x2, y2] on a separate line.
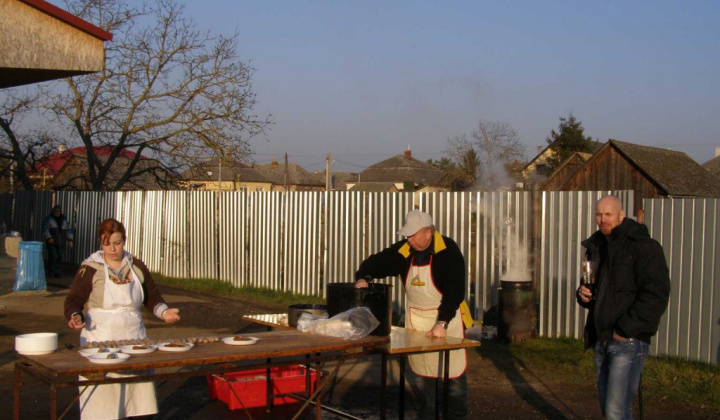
[399, 355, 405, 420]
[381, 352, 387, 420]
[443, 350, 450, 420]
[13, 363, 21, 420]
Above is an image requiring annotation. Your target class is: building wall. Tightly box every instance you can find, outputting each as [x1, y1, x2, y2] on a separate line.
[543, 155, 587, 191]
[559, 146, 662, 214]
[1, 0, 105, 72]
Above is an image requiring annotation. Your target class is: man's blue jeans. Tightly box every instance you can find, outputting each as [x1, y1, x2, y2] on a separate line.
[594, 338, 648, 420]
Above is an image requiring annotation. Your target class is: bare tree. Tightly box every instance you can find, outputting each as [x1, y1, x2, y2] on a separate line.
[0, 90, 59, 190]
[5, 0, 271, 191]
[440, 120, 526, 190]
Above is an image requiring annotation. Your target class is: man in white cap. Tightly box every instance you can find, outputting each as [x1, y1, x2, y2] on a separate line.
[355, 209, 468, 419]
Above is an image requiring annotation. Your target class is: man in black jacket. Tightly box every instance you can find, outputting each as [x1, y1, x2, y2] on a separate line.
[577, 196, 670, 420]
[355, 210, 468, 419]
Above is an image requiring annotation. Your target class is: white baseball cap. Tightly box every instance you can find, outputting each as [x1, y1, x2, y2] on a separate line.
[397, 210, 433, 236]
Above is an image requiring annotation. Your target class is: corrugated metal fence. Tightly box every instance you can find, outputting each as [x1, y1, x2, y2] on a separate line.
[4, 190, 718, 365]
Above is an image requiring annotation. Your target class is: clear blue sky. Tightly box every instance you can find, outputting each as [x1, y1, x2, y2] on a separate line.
[73, 1, 720, 172]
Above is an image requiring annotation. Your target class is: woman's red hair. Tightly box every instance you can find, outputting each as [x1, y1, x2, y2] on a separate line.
[98, 218, 126, 245]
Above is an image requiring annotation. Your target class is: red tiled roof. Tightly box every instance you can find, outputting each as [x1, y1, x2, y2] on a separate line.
[35, 146, 148, 175]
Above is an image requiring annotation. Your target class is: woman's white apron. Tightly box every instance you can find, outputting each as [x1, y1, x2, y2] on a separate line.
[405, 256, 467, 379]
[79, 259, 157, 420]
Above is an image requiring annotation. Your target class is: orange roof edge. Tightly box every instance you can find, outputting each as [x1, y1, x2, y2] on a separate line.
[20, 0, 113, 41]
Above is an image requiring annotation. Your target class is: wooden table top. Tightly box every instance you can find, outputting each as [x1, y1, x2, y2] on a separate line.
[242, 313, 481, 355]
[17, 330, 388, 378]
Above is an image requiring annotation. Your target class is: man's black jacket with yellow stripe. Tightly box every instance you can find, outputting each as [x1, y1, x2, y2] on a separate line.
[355, 231, 466, 324]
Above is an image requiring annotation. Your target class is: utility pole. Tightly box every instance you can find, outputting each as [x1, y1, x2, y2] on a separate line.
[325, 153, 332, 191]
[284, 153, 289, 192]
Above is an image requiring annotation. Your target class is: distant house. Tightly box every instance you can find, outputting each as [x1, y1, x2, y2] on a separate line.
[520, 145, 556, 189]
[327, 171, 358, 191]
[702, 147, 720, 179]
[521, 142, 603, 190]
[253, 159, 325, 192]
[543, 152, 594, 191]
[349, 149, 448, 192]
[32, 146, 174, 191]
[551, 139, 720, 213]
[179, 158, 272, 192]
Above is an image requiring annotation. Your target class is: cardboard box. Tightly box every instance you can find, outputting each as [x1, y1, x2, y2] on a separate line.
[207, 365, 319, 410]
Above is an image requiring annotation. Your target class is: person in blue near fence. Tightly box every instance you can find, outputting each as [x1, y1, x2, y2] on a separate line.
[577, 195, 670, 420]
[41, 204, 74, 278]
[355, 209, 471, 420]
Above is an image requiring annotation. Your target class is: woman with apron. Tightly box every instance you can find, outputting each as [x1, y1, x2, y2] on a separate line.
[65, 218, 181, 420]
[355, 210, 469, 419]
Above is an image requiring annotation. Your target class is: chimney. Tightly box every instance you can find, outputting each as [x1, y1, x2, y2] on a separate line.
[716, 146, 720, 157]
[271, 157, 278, 169]
[405, 145, 412, 160]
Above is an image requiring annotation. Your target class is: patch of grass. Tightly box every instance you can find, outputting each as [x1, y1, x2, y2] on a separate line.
[642, 355, 720, 409]
[479, 336, 720, 410]
[152, 273, 325, 309]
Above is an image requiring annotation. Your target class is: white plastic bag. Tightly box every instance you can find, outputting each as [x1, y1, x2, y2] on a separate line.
[297, 307, 380, 340]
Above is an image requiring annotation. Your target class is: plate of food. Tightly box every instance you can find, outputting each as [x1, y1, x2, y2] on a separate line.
[157, 342, 194, 352]
[221, 336, 259, 346]
[79, 347, 120, 357]
[87, 352, 131, 364]
[119, 344, 157, 354]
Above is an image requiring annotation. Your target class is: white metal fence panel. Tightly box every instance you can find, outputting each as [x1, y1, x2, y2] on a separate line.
[219, 192, 248, 287]
[474, 191, 532, 320]
[12, 190, 52, 242]
[140, 191, 165, 273]
[283, 192, 323, 295]
[538, 191, 634, 339]
[324, 192, 366, 291]
[645, 198, 720, 364]
[249, 192, 283, 289]
[161, 191, 189, 278]
[363, 192, 414, 310]
[189, 191, 217, 279]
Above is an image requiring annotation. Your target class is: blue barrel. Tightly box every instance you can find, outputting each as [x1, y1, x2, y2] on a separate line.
[13, 241, 46, 291]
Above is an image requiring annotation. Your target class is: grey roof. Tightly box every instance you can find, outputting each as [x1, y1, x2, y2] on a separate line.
[610, 140, 720, 197]
[348, 182, 398, 192]
[359, 154, 446, 185]
[331, 171, 359, 190]
[702, 155, 720, 178]
[180, 158, 270, 183]
[253, 162, 324, 187]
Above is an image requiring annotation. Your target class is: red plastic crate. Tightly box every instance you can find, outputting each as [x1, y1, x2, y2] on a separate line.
[207, 365, 319, 410]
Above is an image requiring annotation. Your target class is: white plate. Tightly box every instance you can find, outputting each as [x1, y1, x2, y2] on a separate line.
[221, 336, 259, 346]
[78, 348, 120, 357]
[119, 344, 157, 354]
[17, 349, 55, 356]
[157, 342, 194, 352]
[87, 352, 131, 364]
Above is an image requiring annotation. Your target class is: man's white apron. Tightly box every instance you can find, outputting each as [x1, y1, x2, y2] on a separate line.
[405, 256, 467, 378]
[79, 259, 157, 420]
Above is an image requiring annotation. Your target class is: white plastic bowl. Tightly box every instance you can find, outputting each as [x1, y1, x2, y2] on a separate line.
[15, 332, 58, 355]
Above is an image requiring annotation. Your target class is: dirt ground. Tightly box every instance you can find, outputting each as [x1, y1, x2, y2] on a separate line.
[0, 254, 713, 419]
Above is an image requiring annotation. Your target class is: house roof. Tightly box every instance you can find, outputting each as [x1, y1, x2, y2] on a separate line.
[609, 139, 720, 197]
[253, 161, 324, 187]
[359, 153, 446, 185]
[19, 0, 113, 40]
[348, 182, 398, 192]
[180, 158, 270, 183]
[34, 146, 148, 176]
[702, 155, 720, 179]
[3, 0, 112, 88]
